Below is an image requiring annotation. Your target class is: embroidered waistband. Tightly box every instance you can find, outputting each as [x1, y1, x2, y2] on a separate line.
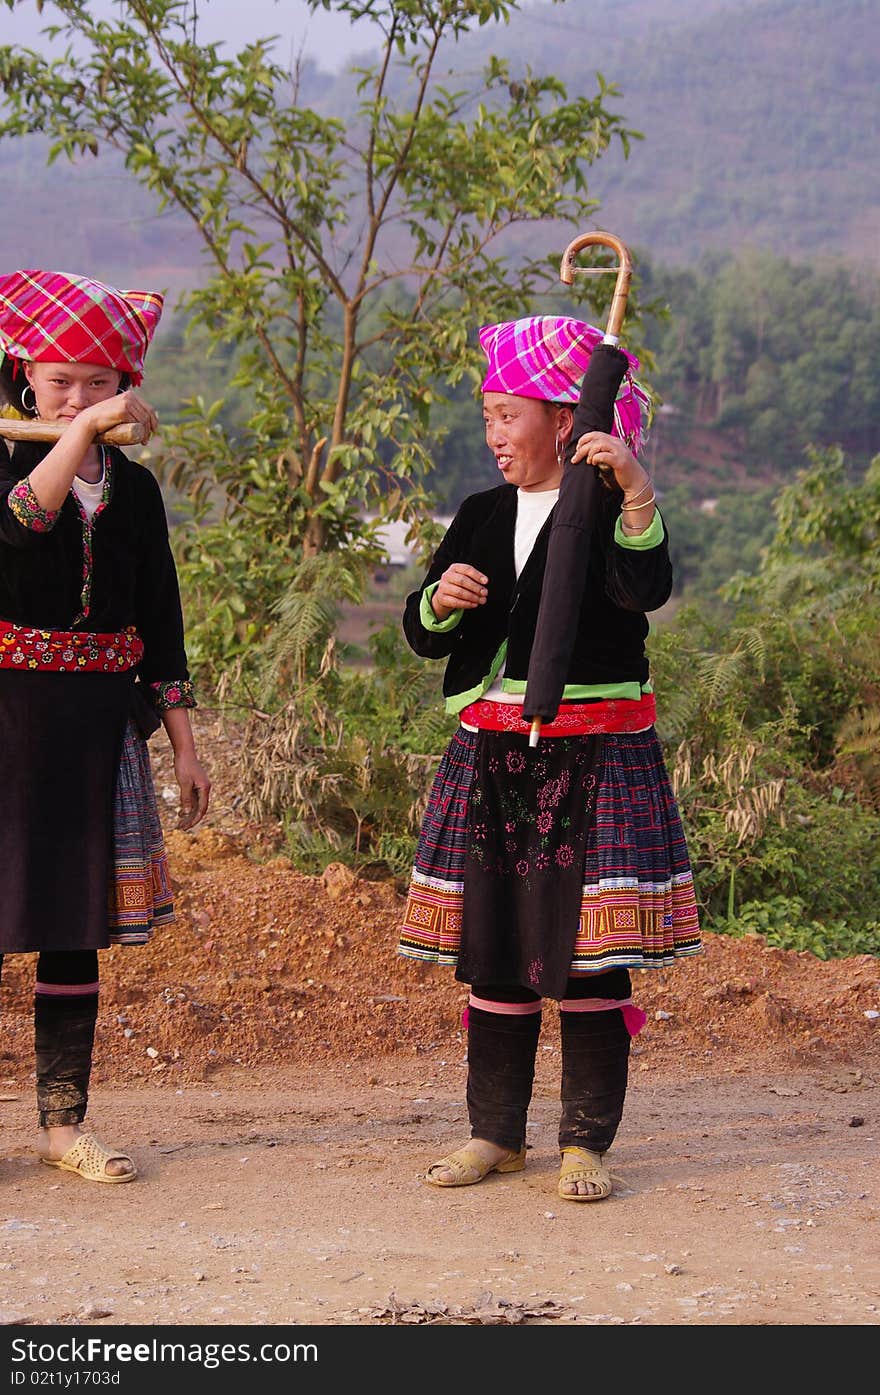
[459, 693, 656, 736]
[0, 619, 144, 673]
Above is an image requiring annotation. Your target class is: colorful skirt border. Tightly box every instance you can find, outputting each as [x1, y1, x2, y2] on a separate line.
[399, 725, 702, 979]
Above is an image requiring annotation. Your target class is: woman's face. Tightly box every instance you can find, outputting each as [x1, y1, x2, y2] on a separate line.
[482, 392, 571, 492]
[24, 360, 123, 422]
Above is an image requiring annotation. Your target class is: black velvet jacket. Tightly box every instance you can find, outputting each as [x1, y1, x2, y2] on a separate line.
[403, 482, 672, 708]
[0, 439, 190, 693]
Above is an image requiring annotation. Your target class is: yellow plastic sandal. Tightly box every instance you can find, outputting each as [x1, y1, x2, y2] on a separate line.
[40, 1134, 137, 1184]
[425, 1144, 526, 1188]
[558, 1146, 612, 1202]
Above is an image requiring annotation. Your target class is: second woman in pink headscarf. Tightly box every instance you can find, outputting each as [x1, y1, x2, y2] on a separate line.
[398, 315, 701, 1202]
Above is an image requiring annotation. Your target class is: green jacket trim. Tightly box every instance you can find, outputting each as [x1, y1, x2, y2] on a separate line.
[420, 581, 463, 633]
[443, 639, 508, 714]
[614, 508, 664, 550]
[500, 678, 650, 702]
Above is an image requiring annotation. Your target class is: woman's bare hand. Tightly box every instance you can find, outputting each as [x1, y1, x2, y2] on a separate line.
[174, 752, 211, 831]
[431, 564, 488, 620]
[79, 390, 159, 442]
[571, 431, 649, 496]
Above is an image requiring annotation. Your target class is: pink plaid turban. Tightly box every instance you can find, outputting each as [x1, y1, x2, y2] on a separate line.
[479, 315, 649, 454]
[0, 270, 163, 386]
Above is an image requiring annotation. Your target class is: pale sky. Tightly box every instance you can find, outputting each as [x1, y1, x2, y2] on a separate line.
[4, 0, 545, 71]
[3, 0, 380, 71]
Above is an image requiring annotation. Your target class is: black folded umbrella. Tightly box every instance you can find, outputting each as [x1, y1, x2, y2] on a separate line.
[522, 341, 629, 740]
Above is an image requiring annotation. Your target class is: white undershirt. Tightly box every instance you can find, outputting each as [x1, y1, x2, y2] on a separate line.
[481, 486, 558, 705]
[71, 469, 105, 521]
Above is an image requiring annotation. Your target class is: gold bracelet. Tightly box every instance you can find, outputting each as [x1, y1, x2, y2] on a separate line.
[620, 494, 656, 512]
[622, 478, 653, 504]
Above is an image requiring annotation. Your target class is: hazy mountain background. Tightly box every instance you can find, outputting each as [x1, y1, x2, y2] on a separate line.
[467, 0, 879, 268]
[1, 0, 877, 292]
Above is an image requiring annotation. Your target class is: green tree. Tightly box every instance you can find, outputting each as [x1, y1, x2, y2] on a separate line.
[0, 0, 640, 680]
[651, 448, 880, 952]
[642, 250, 880, 472]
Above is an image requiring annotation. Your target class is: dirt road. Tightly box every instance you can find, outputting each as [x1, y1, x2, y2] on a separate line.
[1, 1054, 877, 1327]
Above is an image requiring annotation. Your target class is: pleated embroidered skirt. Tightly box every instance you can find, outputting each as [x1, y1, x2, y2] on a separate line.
[399, 725, 702, 999]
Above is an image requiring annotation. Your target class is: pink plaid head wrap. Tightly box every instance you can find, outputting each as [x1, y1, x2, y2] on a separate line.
[0, 269, 163, 386]
[479, 315, 649, 454]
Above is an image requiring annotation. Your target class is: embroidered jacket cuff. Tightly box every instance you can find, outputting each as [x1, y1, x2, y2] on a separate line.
[7, 477, 61, 533]
[614, 508, 664, 550]
[149, 678, 197, 710]
[420, 583, 463, 633]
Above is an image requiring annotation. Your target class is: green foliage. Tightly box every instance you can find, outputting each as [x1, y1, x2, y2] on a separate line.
[282, 729, 435, 867]
[711, 894, 880, 961]
[239, 694, 439, 880]
[337, 620, 455, 754]
[259, 552, 368, 702]
[676, 747, 880, 934]
[626, 251, 880, 617]
[642, 252, 880, 474]
[656, 484, 778, 602]
[232, 610, 454, 877]
[653, 447, 880, 956]
[835, 705, 880, 813]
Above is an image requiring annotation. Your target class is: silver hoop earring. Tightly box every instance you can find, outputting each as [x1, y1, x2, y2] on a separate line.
[20, 384, 38, 416]
[555, 432, 564, 468]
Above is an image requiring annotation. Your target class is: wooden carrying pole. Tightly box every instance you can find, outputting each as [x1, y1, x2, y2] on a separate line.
[0, 418, 150, 447]
[528, 230, 634, 749]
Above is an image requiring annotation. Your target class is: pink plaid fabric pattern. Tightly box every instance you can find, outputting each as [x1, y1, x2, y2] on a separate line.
[479, 315, 650, 453]
[0, 270, 163, 385]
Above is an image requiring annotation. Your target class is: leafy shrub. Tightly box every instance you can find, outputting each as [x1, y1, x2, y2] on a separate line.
[712, 894, 879, 960]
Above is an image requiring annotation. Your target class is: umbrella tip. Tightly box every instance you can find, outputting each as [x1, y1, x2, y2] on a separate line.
[529, 718, 541, 749]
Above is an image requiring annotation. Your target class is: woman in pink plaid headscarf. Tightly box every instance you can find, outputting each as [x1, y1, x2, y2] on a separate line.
[0, 270, 210, 1185]
[398, 314, 700, 1202]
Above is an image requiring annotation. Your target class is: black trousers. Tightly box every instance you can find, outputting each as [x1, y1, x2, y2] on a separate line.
[0, 951, 99, 1127]
[466, 969, 632, 1154]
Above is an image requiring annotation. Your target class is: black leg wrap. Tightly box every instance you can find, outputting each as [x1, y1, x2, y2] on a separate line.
[559, 1008, 630, 1153]
[466, 1006, 541, 1153]
[34, 992, 98, 1128]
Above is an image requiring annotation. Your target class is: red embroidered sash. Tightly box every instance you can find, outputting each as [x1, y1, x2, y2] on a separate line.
[0, 619, 144, 673]
[459, 692, 656, 736]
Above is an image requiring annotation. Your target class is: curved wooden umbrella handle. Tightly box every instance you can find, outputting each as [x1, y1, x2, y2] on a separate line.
[0, 418, 150, 446]
[559, 230, 633, 341]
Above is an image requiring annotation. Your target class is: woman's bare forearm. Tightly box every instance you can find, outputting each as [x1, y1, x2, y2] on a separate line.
[27, 418, 99, 510]
[161, 706, 198, 757]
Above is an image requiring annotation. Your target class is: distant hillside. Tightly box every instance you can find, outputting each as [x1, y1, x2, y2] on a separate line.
[1, 0, 876, 291]
[0, 137, 198, 298]
[463, 0, 880, 268]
